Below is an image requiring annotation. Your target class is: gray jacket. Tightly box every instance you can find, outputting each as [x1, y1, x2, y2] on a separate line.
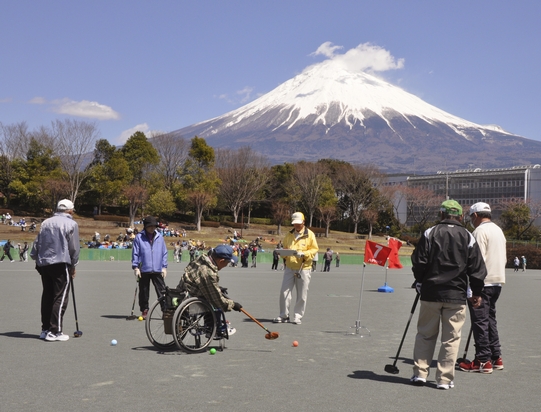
[31, 212, 80, 267]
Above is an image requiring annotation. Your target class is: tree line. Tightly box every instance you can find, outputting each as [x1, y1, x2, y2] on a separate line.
[1, 120, 538, 240]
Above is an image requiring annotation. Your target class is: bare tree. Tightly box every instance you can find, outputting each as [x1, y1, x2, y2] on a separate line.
[123, 184, 148, 227]
[405, 186, 443, 234]
[292, 161, 333, 227]
[0, 122, 32, 206]
[51, 119, 100, 203]
[150, 132, 189, 190]
[317, 205, 338, 237]
[336, 164, 381, 234]
[379, 183, 408, 226]
[215, 147, 270, 222]
[271, 201, 290, 236]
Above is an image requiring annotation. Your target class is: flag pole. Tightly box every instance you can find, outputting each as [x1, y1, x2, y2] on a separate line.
[346, 262, 371, 337]
[378, 259, 394, 293]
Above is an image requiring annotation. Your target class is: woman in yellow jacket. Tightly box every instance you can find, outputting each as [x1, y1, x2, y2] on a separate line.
[273, 212, 318, 325]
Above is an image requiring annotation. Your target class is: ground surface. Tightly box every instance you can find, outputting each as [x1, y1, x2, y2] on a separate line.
[1, 261, 538, 411]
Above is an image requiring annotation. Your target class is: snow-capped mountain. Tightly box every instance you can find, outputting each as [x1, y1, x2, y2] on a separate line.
[170, 59, 541, 173]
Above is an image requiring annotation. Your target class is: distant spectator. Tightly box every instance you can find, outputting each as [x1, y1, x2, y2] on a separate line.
[335, 252, 340, 268]
[521, 255, 527, 271]
[323, 248, 333, 272]
[1, 240, 14, 262]
[513, 256, 520, 272]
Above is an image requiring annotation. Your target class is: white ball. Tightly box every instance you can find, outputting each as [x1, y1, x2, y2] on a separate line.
[111, 339, 118, 346]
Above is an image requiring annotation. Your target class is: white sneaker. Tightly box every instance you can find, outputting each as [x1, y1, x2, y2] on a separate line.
[227, 327, 236, 336]
[39, 330, 49, 339]
[436, 381, 455, 390]
[45, 332, 69, 342]
[410, 376, 426, 386]
[292, 318, 302, 325]
[272, 316, 289, 323]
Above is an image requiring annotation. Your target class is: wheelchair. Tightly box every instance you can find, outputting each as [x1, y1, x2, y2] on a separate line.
[145, 287, 231, 353]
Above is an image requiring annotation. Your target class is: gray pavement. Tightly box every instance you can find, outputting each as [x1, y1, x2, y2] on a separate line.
[1, 260, 540, 411]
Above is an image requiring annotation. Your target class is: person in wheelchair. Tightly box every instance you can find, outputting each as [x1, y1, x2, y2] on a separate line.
[178, 244, 242, 335]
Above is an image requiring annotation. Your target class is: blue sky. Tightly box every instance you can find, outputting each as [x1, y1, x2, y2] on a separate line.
[2, 1, 541, 146]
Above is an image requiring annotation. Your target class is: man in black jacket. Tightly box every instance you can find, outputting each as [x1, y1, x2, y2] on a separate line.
[410, 199, 487, 390]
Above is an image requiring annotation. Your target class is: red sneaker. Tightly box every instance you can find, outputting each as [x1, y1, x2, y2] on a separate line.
[459, 359, 493, 374]
[492, 357, 504, 370]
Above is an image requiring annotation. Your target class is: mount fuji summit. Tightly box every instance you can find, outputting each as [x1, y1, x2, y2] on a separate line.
[170, 59, 541, 173]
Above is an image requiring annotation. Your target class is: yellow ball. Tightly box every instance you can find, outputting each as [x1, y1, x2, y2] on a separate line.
[138, 316, 143, 321]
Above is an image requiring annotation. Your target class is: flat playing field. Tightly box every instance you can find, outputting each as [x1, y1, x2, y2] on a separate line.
[1, 261, 539, 411]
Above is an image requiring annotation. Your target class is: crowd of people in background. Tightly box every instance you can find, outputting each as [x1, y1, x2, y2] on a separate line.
[1, 213, 37, 232]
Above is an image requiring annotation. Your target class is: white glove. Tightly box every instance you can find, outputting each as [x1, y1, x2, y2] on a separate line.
[294, 251, 305, 258]
[162, 268, 167, 278]
[415, 283, 422, 294]
[134, 268, 141, 278]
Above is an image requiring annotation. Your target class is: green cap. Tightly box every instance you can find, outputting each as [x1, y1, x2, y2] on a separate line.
[440, 199, 462, 216]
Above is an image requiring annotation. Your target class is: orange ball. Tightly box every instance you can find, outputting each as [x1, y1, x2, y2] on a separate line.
[292, 340, 299, 347]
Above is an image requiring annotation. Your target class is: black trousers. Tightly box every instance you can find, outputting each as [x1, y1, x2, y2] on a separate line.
[1, 250, 13, 261]
[323, 260, 331, 272]
[139, 272, 166, 312]
[39, 263, 70, 333]
[468, 286, 503, 361]
[272, 259, 279, 270]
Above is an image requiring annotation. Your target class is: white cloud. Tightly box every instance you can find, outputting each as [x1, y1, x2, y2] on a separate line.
[29, 96, 47, 104]
[51, 98, 120, 120]
[116, 123, 150, 145]
[215, 88, 254, 104]
[237, 86, 253, 103]
[310, 41, 343, 58]
[29, 97, 120, 120]
[310, 42, 405, 73]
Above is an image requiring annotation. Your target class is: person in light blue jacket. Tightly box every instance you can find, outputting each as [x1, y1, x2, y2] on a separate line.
[132, 216, 168, 319]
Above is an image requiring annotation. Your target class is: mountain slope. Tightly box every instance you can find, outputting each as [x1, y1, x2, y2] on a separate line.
[170, 60, 541, 173]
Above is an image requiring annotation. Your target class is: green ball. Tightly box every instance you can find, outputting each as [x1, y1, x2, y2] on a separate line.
[209, 348, 216, 355]
[172, 297, 179, 306]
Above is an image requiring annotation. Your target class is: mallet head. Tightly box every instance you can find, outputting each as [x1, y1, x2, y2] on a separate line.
[384, 364, 399, 374]
[73, 331, 83, 338]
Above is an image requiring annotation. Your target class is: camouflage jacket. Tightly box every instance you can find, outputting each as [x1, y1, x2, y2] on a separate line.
[178, 253, 234, 312]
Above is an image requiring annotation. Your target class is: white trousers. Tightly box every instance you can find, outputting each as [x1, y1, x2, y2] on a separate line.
[279, 266, 311, 321]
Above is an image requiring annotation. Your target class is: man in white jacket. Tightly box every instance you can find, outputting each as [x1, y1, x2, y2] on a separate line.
[459, 202, 506, 374]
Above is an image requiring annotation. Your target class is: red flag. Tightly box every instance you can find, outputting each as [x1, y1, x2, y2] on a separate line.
[388, 237, 403, 269]
[364, 240, 392, 266]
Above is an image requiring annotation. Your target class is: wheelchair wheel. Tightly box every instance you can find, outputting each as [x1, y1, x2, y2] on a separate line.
[172, 297, 216, 353]
[145, 298, 176, 351]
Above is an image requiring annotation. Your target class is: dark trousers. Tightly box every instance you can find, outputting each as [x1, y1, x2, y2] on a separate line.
[272, 259, 279, 270]
[1, 250, 13, 261]
[323, 260, 331, 272]
[39, 263, 70, 333]
[139, 272, 166, 311]
[468, 286, 502, 361]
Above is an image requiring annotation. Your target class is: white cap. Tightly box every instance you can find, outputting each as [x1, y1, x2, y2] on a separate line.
[469, 202, 491, 216]
[291, 212, 304, 224]
[57, 199, 75, 211]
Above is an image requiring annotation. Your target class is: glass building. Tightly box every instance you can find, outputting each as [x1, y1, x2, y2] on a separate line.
[383, 165, 541, 225]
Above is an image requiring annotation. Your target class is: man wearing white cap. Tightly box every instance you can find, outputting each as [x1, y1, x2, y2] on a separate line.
[273, 212, 318, 325]
[459, 202, 506, 373]
[31, 199, 80, 342]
